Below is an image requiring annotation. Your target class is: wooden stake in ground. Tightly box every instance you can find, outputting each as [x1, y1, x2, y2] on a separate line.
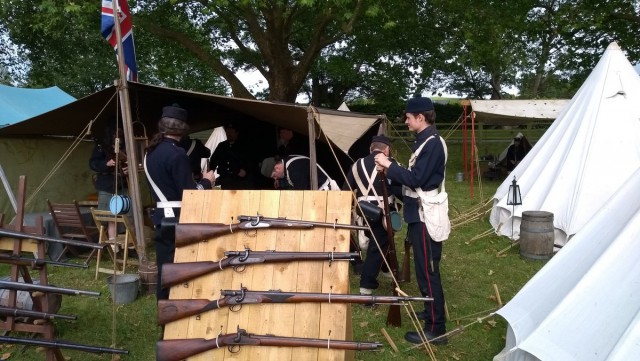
[493, 283, 503, 307]
[380, 328, 398, 353]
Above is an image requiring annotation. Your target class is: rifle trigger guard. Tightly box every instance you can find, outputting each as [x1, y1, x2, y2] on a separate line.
[250, 215, 262, 226]
[229, 304, 242, 312]
[233, 264, 246, 273]
[228, 344, 241, 353]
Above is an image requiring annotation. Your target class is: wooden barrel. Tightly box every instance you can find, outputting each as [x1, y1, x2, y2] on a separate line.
[519, 211, 555, 260]
[138, 261, 158, 295]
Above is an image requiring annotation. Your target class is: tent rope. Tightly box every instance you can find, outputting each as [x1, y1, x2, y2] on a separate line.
[25, 91, 118, 207]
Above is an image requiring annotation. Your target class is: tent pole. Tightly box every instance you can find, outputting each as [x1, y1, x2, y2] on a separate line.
[112, 1, 146, 261]
[307, 107, 318, 190]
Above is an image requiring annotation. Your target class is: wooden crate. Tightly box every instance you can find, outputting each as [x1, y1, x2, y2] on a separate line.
[164, 189, 355, 361]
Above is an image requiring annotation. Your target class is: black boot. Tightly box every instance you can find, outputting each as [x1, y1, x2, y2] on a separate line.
[404, 329, 448, 345]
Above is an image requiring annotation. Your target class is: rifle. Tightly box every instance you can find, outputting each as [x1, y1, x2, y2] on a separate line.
[0, 228, 104, 250]
[0, 335, 128, 355]
[162, 249, 359, 288]
[158, 286, 433, 325]
[0, 253, 88, 269]
[380, 171, 401, 327]
[400, 235, 411, 282]
[0, 305, 76, 321]
[156, 326, 381, 361]
[175, 214, 368, 247]
[0, 280, 100, 297]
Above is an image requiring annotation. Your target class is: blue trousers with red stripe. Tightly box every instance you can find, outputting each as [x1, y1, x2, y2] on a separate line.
[408, 222, 446, 335]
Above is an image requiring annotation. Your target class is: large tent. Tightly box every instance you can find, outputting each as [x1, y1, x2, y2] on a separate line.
[0, 82, 384, 217]
[494, 165, 640, 361]
[489, 42, 640, 245]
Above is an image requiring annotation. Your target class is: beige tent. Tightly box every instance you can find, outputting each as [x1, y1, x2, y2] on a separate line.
[0, 82, 385, 217]
[468, 99, 570, 125]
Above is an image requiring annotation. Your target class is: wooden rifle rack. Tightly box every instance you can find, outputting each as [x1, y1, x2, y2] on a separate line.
[164, 189, 355, 361]
[0, 176, 65, 361]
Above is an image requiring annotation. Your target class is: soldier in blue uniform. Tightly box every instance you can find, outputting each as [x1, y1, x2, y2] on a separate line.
[343, 135, 401, 295]
[375, 97, 448, 345]
[144, 105, 215, 300]
[209, 123, 253, 189]
[270, 155, 338, 190]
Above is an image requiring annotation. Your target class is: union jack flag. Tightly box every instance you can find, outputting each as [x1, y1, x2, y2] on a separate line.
[101, 0, 138, 81]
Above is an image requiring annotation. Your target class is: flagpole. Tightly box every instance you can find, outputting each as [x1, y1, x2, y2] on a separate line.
[112, 0, 147, 262]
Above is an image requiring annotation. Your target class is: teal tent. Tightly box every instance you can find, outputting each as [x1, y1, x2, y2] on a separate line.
[0, 84, 75, 127]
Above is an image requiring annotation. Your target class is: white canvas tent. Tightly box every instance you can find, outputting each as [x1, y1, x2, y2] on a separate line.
[494, 166, 640, 361]
[490, 42, 640, 245]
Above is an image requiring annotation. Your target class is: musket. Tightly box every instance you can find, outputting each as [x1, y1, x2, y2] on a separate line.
[0, 228, 104, 250]
[158, 286, 433, 325]
[0, 335, 128, 355]
[156, 326, 381, 361]
[0, 280, 100, 297]
[0, 306, 76, 321]
[0, 253, 88, 269]
[161, 249, 359, 288]
[175, 214, 369, 247]
[380, 171, 402, 327]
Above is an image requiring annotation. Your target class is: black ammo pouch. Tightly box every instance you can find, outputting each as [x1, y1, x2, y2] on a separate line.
[160, 217, 178, 243]
[356, 201, 382, 223]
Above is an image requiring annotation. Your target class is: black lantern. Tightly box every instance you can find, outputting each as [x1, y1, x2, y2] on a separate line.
[507, 176, 522, 240]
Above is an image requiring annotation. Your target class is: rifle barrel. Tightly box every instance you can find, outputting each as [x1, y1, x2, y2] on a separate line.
[0, 306, 76, 321]
[0, 280, 100, 297]
[0, 254, 88, 269]
[237, 215, 368, 231]
[0, 228, 103, 250]
[0, 335, 128, 354]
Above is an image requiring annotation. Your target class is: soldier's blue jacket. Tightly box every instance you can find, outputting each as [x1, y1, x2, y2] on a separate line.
[145, 138, 212, 225]
[385, 126, 445, 224]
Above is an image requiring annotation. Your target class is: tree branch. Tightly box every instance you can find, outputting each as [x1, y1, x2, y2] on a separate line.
[135, 16, 254, 99]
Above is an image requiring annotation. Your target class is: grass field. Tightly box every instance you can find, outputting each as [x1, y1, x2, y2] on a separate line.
[0, 134, 548, 361]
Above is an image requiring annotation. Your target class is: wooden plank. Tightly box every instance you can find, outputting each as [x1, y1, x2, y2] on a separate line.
[290, 191, 328, 361]
[189, 190, 243, 361]
[319, 191, 353, 361]
[164, 189, 209, 341]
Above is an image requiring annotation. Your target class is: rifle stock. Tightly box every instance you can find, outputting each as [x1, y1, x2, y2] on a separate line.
[380, 172, 402, 327]
[161, 249, 359, 288]
[158, 288, 433, 325]
[175, 223, 242, 247]
[156, 328, 381, 361]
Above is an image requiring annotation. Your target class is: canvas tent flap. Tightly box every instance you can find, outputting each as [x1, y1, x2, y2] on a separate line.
[470, 99, 569, 125]
[0, 82, 383, 156]
[490, 42, 640, 245]
[494, 166, 640, 361]
[0, 84, 75, 127]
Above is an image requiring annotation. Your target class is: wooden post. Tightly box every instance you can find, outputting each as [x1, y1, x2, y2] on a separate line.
[111, 0, 146, 261]
[307, 107, 318, 190]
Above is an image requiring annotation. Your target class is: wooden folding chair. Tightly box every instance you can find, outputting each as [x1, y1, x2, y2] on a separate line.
[47, 199, 99, 263]
[90, 208, 138, 279]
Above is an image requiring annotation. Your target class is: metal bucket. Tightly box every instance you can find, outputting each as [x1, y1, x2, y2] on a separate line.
[107, 274, 139, 304]
[455, 172, 464, 182]
[519, 211, 555, 260]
